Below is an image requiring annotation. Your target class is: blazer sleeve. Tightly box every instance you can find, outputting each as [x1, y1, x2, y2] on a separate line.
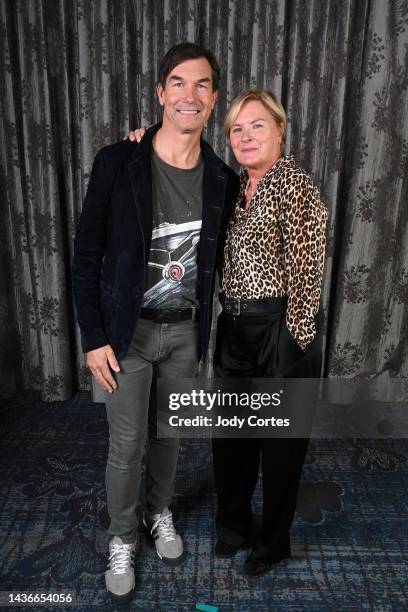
[279, 172, 328, 351]
[72, 150, 110, 353]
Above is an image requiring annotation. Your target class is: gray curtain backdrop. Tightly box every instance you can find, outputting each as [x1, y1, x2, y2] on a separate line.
[1, 0, 407, 401]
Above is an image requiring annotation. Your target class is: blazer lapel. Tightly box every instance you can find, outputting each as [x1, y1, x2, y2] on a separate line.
[127, 126, 160, 264]
[202, 161, 226, 234]
[201, 140, 228, 246]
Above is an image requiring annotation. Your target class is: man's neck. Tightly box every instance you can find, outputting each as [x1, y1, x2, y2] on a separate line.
[153, 126, 202, 169]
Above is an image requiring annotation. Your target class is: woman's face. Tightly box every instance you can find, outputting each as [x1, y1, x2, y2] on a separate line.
[229, 100, 283, 172]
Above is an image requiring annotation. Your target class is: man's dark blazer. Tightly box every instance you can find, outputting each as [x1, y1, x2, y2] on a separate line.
[72, 123, 239, 360]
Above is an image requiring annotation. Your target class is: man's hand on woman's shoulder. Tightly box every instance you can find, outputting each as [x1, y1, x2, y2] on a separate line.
[123, 127, 146, 143]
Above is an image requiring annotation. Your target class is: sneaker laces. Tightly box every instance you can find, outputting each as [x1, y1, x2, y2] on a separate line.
[108, 542, 134, 575]
[150, 513, 176, 543]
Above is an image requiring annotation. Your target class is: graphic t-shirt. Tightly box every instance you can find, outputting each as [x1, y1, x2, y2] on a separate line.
[143, 149, 203, 309]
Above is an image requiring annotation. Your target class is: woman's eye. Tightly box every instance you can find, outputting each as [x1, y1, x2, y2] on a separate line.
[253, 123, 263, 129]
[231, 127, 242, 134]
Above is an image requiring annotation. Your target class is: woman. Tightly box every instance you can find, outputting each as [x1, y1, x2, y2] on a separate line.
[212, 89, 327, 576]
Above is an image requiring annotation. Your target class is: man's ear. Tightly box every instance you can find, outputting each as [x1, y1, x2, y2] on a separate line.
[156, 83, 164, 106]
[211, 89, 218, 109]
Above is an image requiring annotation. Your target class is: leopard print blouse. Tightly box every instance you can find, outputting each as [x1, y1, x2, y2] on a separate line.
[221, 155, 328, 351]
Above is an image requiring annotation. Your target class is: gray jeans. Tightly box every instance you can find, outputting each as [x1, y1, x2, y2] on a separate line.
[104, 317, 199, 540]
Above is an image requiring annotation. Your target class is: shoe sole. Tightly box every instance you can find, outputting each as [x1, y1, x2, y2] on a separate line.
[243, 553, 290, 576]
[242, 565, 273, 577]
[157, 548, 186, 567]
[107, 588, 135, 604]
[214, 542, 251, 559]
[215, 548, 249, 559]
[143, 521, 186, 567]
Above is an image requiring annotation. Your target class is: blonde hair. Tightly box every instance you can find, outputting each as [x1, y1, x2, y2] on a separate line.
[224, 89, 286, 153]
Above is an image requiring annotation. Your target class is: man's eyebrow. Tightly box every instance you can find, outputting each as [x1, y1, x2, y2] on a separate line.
[168, 75, 212, 84]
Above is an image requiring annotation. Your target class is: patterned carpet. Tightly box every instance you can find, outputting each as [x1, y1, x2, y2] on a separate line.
[0, 392, 407, 611]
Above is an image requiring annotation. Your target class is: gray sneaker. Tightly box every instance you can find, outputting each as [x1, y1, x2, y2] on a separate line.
[105, 535, 138, 604]
[144, 507, 185, 566]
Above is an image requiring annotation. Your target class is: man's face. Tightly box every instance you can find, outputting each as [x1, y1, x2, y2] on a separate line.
[157, 58, 218, 135]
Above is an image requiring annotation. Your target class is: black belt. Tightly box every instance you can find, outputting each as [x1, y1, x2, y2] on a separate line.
[220, 295, 287, 316]
[139, 307, 199, 323]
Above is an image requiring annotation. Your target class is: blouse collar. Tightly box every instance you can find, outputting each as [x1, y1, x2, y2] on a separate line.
[239, 155, 295, 190]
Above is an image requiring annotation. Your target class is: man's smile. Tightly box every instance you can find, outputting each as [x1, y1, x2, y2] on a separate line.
[177, 109, 201, 115]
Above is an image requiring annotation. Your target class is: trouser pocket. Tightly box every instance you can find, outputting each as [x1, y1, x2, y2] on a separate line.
[275, 315, 306, 377]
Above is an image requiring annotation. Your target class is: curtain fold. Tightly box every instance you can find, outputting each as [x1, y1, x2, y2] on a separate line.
[1, 0, 407, 400]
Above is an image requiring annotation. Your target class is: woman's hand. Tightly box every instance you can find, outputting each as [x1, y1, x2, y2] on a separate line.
[123, 128, 146, 142]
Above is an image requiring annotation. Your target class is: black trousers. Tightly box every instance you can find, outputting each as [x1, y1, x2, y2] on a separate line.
[212, 306, 322, 564]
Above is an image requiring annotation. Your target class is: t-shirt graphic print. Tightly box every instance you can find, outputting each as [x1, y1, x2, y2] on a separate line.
[143, 149, 203, 309]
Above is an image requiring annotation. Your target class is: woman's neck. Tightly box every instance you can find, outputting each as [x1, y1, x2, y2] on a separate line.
[244, 155, 282, 209]
[246, 154, 281, 185]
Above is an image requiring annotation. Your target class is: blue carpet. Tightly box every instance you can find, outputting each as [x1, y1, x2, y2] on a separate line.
[0, 392, 407, 611]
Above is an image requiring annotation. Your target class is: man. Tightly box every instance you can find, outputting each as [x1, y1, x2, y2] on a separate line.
[72, 42, 238, 603]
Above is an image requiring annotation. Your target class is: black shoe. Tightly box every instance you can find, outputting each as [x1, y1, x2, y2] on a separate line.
[243, 550, 290, 576]
[243, 556, 273, 576]
[215, 540, 250, 558]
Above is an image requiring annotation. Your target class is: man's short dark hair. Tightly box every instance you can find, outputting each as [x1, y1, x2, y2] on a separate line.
[158, 42, 220, 91]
